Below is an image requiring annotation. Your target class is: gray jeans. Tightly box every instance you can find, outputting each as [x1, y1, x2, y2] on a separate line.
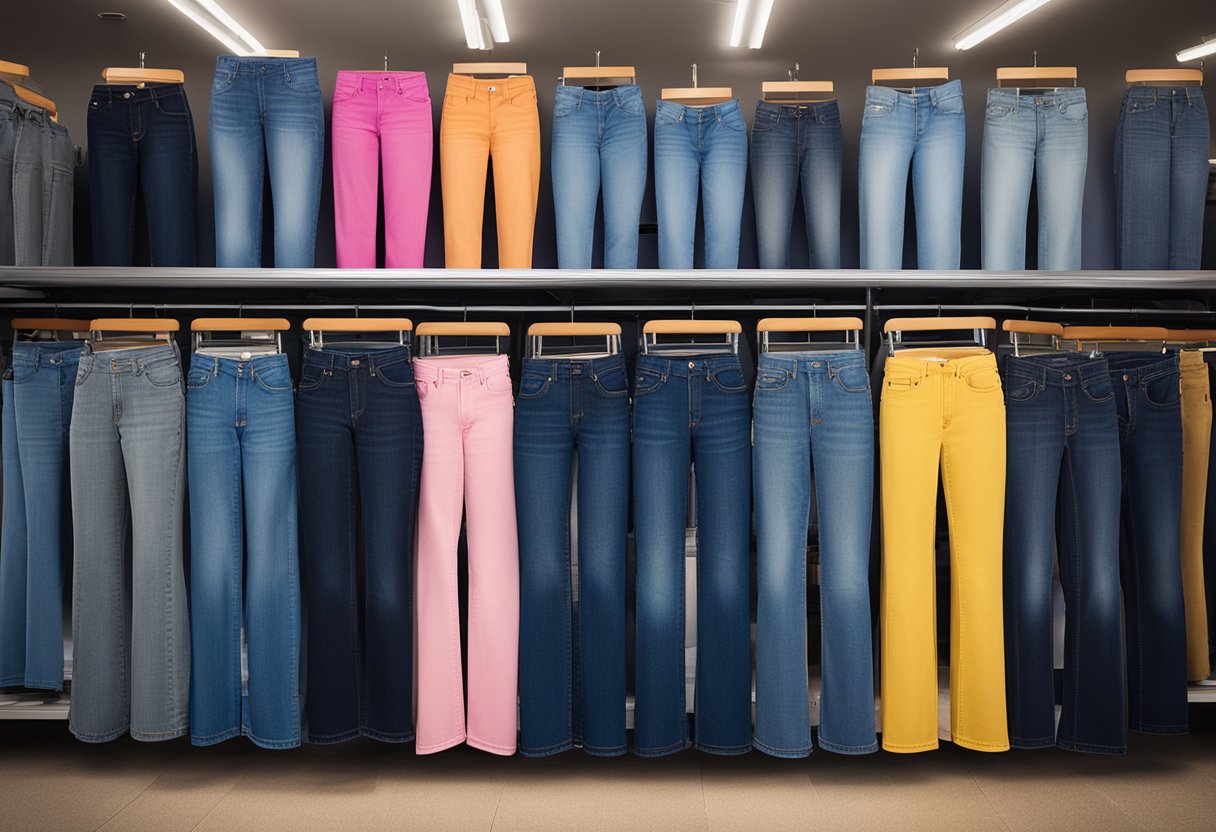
[69, 344, 189, 742]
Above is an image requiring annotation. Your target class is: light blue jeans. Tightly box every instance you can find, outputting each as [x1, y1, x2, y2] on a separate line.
[187, 354, 301, 748]
[752, 351, 877, 757]
[981, 88, 1089, 270]
[858, 80, 965, 269]
[654, 99, 749, 269]
[551, 85, 648, 269]
[210, 56, 325, 267]
[750, 100, 842, 269]
[69, 344, 189, 743]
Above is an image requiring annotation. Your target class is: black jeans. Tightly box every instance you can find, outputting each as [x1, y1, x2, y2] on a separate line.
[87, 83, 197, 265]
[296, 346, 423, 743]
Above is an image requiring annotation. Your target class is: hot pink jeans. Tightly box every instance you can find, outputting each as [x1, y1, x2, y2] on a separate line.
[332, 71, 432, 268]
[413, 355, 519, 755]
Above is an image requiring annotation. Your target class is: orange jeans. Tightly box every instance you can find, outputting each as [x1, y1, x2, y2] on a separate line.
[1179, 350, 1211, 681]
[439, 74, 541, 268]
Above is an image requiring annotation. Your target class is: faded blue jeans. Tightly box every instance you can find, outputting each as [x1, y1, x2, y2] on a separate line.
[515, 356, 630, 756]
[750, 100, 843, 269]
[981, 88, 1089, 270]
[551, 85, 648, 268]
[188, 354, 301, 748]
[0, 373, 29, 685]
[753, 351, 876, 757]
[632, 354, 752, 756]
[859, 80, 965, 269]
[69, 344, 189, 742]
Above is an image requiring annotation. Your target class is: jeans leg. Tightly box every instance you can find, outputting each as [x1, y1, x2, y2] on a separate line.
[0, 378, 29, 685]
[1035, 100, 1088, 271]
[1168, 95, 1211, 270]
[552, 100, 601, 269]
[802, 112, 843, 269]
[380, 93, 433, 269]
[911, 102, 965, 270]
[210, 73, 265, 267]
[750, 115, 798, 269]
[264, 72, 324, 267]
[599, 98, 647, 270]
[332, 85, 381, 268]
[87, 92, 138, 266]
[858, 98, 913, 269]
[700, 109, 748, 270]
[981, 101, 1035, 270]
[139, 89, 197, 266]
[654, 115, 698, 270]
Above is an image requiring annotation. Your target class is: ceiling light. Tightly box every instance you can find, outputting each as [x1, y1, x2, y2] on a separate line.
[165, 0, 266, 56]
[457, 0, 509, 50]
[954, 0, 1055, 51]
[482, 0, 510, 43]
[730, 0, 776, 49]
[1176, 34, 1216, 63]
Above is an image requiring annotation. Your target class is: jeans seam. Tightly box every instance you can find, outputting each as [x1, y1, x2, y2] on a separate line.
[1064, 444, 1083, 745]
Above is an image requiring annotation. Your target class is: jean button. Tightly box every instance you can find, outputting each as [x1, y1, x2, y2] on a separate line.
[1123, 374, 1130, 382]
[688, 361, 695, 369]
[812, 362, 821, 369]
[351, 359, 361, 367]
[110, 360, 117, 370]
[488, 85, 496, 92]
[1064, 373, 1072, 381]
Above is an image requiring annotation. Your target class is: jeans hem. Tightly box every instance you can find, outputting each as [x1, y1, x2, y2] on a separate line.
[466, 736, 517, 756]
[753, 738, 811, 758]
[582, 744, 628, 757]
[0, 676, 26, 687]
[361, 728, 415, 744]
[952, 735, 1010, 752]
[882, 739, 939, 753]
[520, 739, 576, 758]
[817, 737, 879, 755]
[416, 732, 467, 755]
[634, 739, 691, 757]
[1056, 738, 1127, 756]
[1010, 736, 1057, 750]
[70, 725, 132, 743]
[308, 730, 362, 745]
[694, 740, 752, 756]
[19, 678, 65, 692]
[1128, 722, 1189, 736]
[131, 725, 189, 742]
[191, 728, 242, 746]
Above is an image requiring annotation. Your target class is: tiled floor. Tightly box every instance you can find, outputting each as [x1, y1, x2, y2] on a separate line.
[2, 721, 1215, 832]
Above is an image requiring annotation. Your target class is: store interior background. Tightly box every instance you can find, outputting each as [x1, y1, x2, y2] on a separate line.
[5, 0, 1215, 271]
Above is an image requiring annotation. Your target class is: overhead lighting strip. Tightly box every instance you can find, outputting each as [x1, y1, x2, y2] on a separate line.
[954, 0, 1055, 51]
[457, 0, 510, 50]
[165, 0, 266, 56]
[1176, 33, 1216, 63]
[730, 0, 777, 50]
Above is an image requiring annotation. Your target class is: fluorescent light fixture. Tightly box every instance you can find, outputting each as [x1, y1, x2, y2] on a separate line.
[730, 0, 776, 49]
[166, 0, 266, 55]
[457, 0, 509, 50]
[1177, 34, 1216, 63]
[954, 0, 1054, 51]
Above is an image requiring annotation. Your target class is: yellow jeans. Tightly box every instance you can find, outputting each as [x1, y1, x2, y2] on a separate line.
[439, 74, 541, 268]
[1179, 350, 1211, 682]
[880, 350, 1009, 752]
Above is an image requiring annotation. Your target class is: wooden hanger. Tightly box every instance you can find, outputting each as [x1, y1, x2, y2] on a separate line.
[417, 321, 510, 358]
[89, 318, 180, 351]
[0, 60, 30, 77]
[452, 62, 528, 78]
[757, 317, 862, 352]
[762, 62, 833, 104]
[1126, 69, 1203, 86]
[0, 73, 57, 119]
[564, 51, 635, 87]
[303, 317, 413, 350]
[662, 62, 732, 107]
[102, 52, 185, 87]
[1003, 320, 1064, 356]
[872, 49, 948, 88]
[527, 322, 622, 359]
[642, 319, 741, 355]
[1062, 325, 1169, 354]
[261, 49, 301, 58]
[191, 318, 290, 357]
[884, 316, 995, 356]
[11, 318, 91, 341]
[1165, 329, 1216, 345]
[997, 55, 1077, 91]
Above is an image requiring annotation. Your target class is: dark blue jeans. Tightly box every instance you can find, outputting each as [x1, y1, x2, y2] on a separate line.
[1107, 352, 1189, 734]
[514, 356, 630, 757]
[631, 354, 751, 756]
[753, 350, 876, 757]
[87, 83, 198, 266]
[1003, 354, 1126, 754]
[296, 347, 423, 743]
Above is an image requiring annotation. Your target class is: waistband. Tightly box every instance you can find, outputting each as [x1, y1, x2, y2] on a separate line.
[866, 78, 963, 106]
[884, 349, 995, 377]
[190, 352, 288, 377]
[759, 349, 864, 373]
[1177, 350, 1207, 371]
[655, 98, 741, 119]
[1004, 353, 1108, 386]
[445, 73, 535, 96]
[336, 70, 428, 94]
[1123, 85, 1206, 103]
[413, 354, 510, 385]
[79, 343, 180, 374]
[1103, 352, 1178, 378]
[11, 340, 82, 368]
[89, 83, 188, 104]
[554, 83, 642, 105]
[522, 354, 624, 379]
[303, 345, 411, 372]
[0, 88, 58, 126]
[986, 86, 1087, 106]
[216, 55, 318, 75]
[635, 353, 741, 378]
[754, 98, 840, 117]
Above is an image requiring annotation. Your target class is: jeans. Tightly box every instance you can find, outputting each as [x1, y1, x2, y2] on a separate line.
[750, 100, 843, 269]
[69, 344, 189, 742]
[0, 374, 29, 684]
[1003, 354, 1125, 754]
[1115, 86, 1210, 270]
[1177, 351, 1210, 682]
[654, 100, 749, 269]
[210, 56, 324, 267]
[187, 354, 301, 748]
[9, 342, 80, 690]
[87, 83, 198, 266]
[859, 80, 965, 269]
[1204, 352, 1216, 673]
[753, 351, 875, 757]
[414, 355, 519, 755]
[332, 71, 432, 268]
[514, 356, 630, 757]
[981, 88, 1089, 270]
[1106, 353, 1188, 733]
[632, 354, 751, 755]
[880, 350, 1008, 752]
[551, 85, 648, 269]
[440, 74, 541, 268]
[2, 83, 74, 267]
[0, 85, 15, 264]
[296, 346, 422, 744]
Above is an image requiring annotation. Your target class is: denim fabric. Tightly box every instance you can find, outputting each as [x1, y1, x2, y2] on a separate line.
[210, 56, 325, 267]
[0, 84, 16, 264]
[858, 79, 965, 269]
[1106, 352, 1189, 734]
[632, 354, 751, 755]
[514, 356, 630, 757]
[4, 83, 74, 267]
[10, 341, 80, 690]
[551, 85, 648, 269]
[69, 344, 189, 742]
[188, 354, 301, 748]
[87, 83, 198, 266]
[1205, 352, 1216, 666]
[753, 350, 876, 757]
[981, 88, 1089, 270]
[750, 100, 843, 269]
[0, 374, 29, 684]
[654, 100, 749, 269]
[1003, 354, 1126, 754]
[1115, 86, 1210, 270]
[296, 346, 422, 743]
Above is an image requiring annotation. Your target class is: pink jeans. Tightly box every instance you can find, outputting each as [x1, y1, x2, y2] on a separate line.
[413, 355, 519, 755]
[332, 71, 432, 268]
